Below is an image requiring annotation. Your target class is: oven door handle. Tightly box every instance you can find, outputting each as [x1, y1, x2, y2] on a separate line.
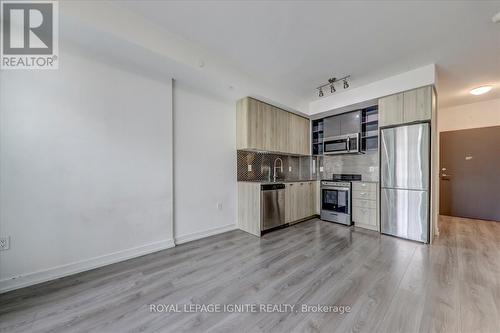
[322, 187, 350, 191]
[346, 137, 350, 152]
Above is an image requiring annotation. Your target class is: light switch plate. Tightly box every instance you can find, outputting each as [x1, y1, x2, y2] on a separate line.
[319, 166, 324, 172]
[288, 166, 292, 172]
[248, 164, 252, 172]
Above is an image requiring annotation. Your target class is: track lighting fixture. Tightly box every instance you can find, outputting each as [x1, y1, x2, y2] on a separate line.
[316, 75, 350, 97]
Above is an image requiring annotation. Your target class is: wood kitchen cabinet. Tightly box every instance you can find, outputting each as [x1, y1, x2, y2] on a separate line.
[239, 181, 317, 237]
[378, 93, 404, 127]
[403, 86, 432, 123]
[378, 86, 433, 127]
[352, 182, 378, 231]
[237, 97, 310, 155]
[285, 183, 294, 223]
[276, 106, 290, 153]
[289, 114, 310, 155]
[285, 181, 316, 223]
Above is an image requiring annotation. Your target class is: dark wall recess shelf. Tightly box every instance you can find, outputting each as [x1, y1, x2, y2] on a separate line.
[311, 105, 379, 155]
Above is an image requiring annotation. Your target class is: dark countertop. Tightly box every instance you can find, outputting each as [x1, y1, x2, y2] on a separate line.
[238, 179, 379, 184]
[238, 179, 319, 184]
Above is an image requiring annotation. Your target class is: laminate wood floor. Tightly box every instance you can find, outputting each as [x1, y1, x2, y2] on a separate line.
[1, 216, 499, 333]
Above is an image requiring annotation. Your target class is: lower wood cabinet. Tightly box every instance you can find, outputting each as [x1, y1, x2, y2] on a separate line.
[352, 182, 379, 231]
[285, 181, 316, 223]
[238, 181, 318, 238]
[352, 206, 377, 227]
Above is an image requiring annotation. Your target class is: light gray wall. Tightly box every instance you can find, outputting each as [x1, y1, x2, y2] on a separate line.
[0, 48, 173, 292]
[438, 98, 500, 132]
[173, 82, 237, 244]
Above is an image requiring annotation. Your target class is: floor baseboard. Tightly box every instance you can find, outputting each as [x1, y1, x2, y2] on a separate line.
[0, 239, 175, 293]
[175, 224, 237, 245]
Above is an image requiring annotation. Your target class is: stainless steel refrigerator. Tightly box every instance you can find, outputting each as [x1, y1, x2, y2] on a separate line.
[380, 122, 430, 243]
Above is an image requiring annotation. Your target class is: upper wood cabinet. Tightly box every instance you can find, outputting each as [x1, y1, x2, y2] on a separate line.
[237, 97, 310, 155]
[403, 86, 432, 123]
[378, 93, 404, 127]
[378, 86, 433, 127]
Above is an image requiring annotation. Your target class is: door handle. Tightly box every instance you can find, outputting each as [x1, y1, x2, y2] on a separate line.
[441, 173, 451, 177]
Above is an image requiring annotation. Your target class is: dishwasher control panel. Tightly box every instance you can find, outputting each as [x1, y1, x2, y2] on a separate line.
[261, 183, 285, 191]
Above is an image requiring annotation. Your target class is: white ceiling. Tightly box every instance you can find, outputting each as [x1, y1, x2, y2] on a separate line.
[120, 0, 500, 108]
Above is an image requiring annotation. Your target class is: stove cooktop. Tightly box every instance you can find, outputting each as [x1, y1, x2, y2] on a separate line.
[331, 174, 362, 181]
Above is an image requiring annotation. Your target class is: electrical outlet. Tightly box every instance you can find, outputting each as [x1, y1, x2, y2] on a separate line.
[248, 164, 252, 172]
[319, 166, 324, 172]
[217, 202, 223, 210]
[288, 166, 292, 172]
[0, 236, 10, 251]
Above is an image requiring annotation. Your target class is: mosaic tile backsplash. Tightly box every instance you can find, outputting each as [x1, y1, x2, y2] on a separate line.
[237, 151, 321, 182]
[237, 150, 379, 182]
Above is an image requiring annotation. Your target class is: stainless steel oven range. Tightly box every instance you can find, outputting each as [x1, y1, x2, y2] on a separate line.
[320, 181, 352, 225]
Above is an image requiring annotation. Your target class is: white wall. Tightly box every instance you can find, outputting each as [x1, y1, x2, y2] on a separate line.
[173, 83, 237, 243]
[0, 48, 174, 292]
[438, 98, 500, 132]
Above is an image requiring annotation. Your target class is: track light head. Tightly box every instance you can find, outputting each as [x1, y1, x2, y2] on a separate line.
[343, 79, 349, 89]
[330, 84, 336, 93]
[318, 88, 324, 97]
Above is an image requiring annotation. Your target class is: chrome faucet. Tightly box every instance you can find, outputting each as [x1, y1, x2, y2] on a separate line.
[273, 157, 283, 183]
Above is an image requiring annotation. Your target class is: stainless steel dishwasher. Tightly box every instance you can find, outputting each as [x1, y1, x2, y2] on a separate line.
[261, 183, 285, 231]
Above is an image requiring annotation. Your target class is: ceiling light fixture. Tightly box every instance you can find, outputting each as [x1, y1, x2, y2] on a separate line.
[470, 85, 492, 95]
[317, 75, 350, 97]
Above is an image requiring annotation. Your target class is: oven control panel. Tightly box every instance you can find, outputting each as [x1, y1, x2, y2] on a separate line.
[321, 181, 350, 188]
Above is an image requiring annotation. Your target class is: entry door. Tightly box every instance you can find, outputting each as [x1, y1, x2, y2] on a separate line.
[439, 126, 500, 221]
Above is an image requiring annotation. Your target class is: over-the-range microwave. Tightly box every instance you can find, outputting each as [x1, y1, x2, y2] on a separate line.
[323, 133, 360, 155]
